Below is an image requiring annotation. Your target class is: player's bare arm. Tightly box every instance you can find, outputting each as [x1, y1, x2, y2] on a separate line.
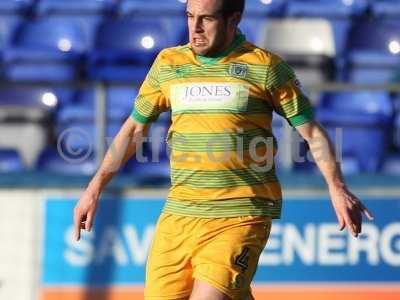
[296, 120, 374, 238]
[73, 117, 150, 241]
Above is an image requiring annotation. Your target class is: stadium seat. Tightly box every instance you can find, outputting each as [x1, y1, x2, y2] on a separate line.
[36, 0, 117, 15]
[239, 15, 268, 46]
[0, 148, 24, 172]
[0, 15, 23, 52]
[370, 0, 400, 18]
[55, 86, 139, 151]
[0, 87, 58, 168]
[0, 0, 34, 13]
[345, 19, 400, 84]
[259, 19, 336, 85]
[106, 86, 139, 114]
[118, 0, 186, 16]
[394, 112, 400, 150]
[57, 87, 137, 124]
[0, 86, 59, 111]
[36, 147, 97, 175]
[382, 154, 400, 174]
[317, 91, 393, 172]
[245, 0, 286, 17]
[286, 0, 368, 17]
[55, 120, 123, 154]
[4, 18, 89, 82]
[88, 17, 186, 82]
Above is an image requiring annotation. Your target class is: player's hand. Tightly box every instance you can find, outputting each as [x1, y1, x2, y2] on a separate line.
[329, 185, 374, 238]
[73, 188, 99, 241]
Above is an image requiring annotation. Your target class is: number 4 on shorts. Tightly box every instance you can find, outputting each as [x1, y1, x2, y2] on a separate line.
[234, 247, 250, 272]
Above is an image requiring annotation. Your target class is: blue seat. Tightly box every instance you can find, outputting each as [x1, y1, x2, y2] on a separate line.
[345, 19, 400, 84]
[88, 17, 186, 82]
[286, 0, 368, 17]
[317, 91, 393, 172]
[0, 0, 34, 13]
[370, 0, 400, 18]
[106, 86, 139, 113]
[36, 147, 97, 175]
[57, 87, 137, 124]
[36, 0, 116, 15]
[56, 87, 133, 150]
[55, 121, 123, 153]
[0, 87, 59, 111]
[0, 148, 24, 172]
[118, 0, 186, 16]
[382, 154, 400, 174]
[0, 15, 23, 51]
[394, 112, 400, 150]
[4, 18, 89, 82]
[239, 15, 268, 46]
[245, 0, 286, 17]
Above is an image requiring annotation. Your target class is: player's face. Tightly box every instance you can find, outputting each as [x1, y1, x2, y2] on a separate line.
[186, 0, 238, 56]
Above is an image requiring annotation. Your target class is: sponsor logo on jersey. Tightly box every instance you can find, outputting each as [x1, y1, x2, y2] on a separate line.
[170, 83, 249, 112]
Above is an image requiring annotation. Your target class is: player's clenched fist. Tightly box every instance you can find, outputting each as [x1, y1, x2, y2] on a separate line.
[73, 189, 99, 241]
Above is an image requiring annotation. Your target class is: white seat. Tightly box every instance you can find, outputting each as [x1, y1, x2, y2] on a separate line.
[260, 18, 336, 57]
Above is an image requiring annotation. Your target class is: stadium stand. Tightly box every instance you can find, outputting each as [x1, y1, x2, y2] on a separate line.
[317, 91, 393, 173]
[3, 18, 89, 82]
[0, 0, 34, 14]
[0, 0, 398, 175]
[0, 87, 56, 168]
[238, 16, 267, 46]
[245, 0, 287, 17]
[0, 148, 24, 172]
[36, 147, 97, 175]
[55, 87, 134, 151]
[118, 0, 186, 16]
[286, 0, 368, 17]
[345, 19, 400, 84]
[36, 0, 117, 15]
[259, 18, 336, 86]
[87, 17, 187, 82]
[370, 0, 400, 18]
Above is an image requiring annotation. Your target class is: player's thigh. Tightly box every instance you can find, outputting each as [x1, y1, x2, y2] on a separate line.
[189, 278, 231, 300]
[192, 216, 272, 300]
[145, 213, 194, 299]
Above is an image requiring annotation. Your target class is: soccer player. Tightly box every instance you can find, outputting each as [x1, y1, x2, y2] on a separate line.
[73, 0, 374, 299]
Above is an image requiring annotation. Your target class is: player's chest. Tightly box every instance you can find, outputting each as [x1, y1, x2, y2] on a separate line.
[160, 63, 265, 114]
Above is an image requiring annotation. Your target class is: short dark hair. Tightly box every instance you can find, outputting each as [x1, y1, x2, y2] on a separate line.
[220, 0, 245, 17]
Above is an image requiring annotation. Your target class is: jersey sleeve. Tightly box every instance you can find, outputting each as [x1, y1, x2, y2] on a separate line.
[266, 56, 314, 127]
[131, 52, 170, 124]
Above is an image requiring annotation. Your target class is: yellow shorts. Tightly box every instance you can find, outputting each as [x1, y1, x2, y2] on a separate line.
[145, 212, 272, 300]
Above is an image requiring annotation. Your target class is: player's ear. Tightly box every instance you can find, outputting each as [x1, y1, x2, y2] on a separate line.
[229, 12, 241, 27]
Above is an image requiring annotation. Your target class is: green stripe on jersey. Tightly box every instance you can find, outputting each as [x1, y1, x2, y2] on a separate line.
[158, 64, 268, 85]
[266, 60, 296, 90]
[279, 94, 312, 118]
[171, 167, 278, 188]
[168, 128, 275, 152]
[163, 197, 282, 218]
